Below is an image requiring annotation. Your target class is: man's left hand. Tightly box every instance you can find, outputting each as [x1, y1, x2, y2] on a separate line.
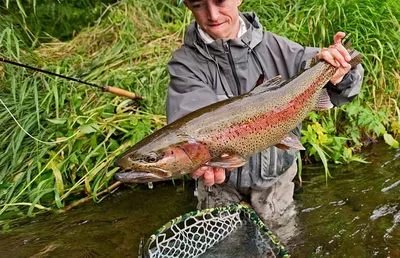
[316, 31, 352, 85]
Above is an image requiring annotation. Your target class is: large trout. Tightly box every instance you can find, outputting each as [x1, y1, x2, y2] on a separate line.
[115, 48, 362, 183]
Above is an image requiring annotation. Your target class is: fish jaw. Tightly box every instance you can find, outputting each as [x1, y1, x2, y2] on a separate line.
[114, 167, 171, 183]
[114, 141, 212, 183]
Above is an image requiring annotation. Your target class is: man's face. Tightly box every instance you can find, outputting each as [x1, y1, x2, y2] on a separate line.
[185, 0, 243, 40]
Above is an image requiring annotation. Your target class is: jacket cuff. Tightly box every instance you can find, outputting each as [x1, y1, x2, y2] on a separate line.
[325, 64, 363, 106]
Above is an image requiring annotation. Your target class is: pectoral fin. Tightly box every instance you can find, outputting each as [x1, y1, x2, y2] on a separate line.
[275, 135, 305, 150]
[205, 153, 247, 168]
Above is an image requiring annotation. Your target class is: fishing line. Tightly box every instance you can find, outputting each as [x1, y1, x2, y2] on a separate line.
[0, 97, 78, 145]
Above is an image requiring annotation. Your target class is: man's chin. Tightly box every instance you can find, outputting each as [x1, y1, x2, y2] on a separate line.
[205, 25, 230, 39]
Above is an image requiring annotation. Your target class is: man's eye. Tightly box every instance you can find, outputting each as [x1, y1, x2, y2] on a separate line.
[214, 0, 227, 6]
[192, 3, 205, 10]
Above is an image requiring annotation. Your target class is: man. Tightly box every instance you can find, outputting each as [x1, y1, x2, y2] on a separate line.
[166, 0, 363, 240]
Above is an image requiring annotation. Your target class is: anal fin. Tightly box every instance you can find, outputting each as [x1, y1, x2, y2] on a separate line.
[275, 135, 305, 150]
[314, 88, 334, 111]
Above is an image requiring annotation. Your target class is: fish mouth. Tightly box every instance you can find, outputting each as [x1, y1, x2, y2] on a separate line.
[114, 167, 171, 183]
[115, 171, 163, 183]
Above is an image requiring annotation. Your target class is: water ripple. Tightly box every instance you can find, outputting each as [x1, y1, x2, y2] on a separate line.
[381, 180, 400, 192]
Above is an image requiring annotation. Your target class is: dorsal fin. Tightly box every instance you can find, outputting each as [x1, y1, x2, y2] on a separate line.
[348, 52, 362, 68]
[250, 75, 283, 94]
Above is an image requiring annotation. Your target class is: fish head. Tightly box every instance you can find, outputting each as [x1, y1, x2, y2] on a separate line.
[114, 130, 211, 183]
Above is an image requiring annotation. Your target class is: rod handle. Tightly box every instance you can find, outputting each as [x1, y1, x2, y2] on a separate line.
[103, 85, 142, 99]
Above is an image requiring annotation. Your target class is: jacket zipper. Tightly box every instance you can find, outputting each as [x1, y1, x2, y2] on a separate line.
[224, 40, 242, 187]
[224, 41, 242, 95]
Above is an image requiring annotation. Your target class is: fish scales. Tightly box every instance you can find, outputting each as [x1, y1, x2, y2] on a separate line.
[114, 51, 361, 183]
[185, 62, 336, 157]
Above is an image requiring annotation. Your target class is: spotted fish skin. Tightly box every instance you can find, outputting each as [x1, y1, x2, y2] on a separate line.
[115, 51, 362, 183]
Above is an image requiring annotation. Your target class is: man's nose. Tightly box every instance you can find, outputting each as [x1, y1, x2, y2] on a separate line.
[207, 3, 219, 21]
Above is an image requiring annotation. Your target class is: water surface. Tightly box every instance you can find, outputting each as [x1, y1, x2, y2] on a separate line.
[0, 142, 399, 257]
[0, 183, 197, 258]
[291, 143, 400, 257]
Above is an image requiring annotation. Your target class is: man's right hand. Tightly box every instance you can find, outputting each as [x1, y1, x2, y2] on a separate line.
[191, 166, 226, 186]
[316, 31, 352, 85]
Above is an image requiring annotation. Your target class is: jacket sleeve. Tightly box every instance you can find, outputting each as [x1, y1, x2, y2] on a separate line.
[325, 64, 364, 106]
[166, 47, 218, 123]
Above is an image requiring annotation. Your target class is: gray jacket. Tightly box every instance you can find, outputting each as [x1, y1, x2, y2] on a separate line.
[166, 12, 364, 191]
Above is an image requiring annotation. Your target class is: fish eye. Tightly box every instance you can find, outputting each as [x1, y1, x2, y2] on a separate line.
[145, 153, 159, 163]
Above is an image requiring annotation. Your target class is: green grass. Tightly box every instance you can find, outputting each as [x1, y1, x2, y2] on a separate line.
[0, 0, 399, 218]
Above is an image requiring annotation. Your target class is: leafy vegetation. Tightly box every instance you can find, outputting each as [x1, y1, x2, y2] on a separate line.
[0, 0, 399, 218]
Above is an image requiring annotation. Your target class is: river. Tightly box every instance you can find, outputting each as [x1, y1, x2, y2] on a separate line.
[0, 142, 399, 257]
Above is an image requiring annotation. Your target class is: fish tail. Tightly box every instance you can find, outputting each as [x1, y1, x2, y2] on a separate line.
[348, 50, 363, 68]
[343, 39, 363, 68]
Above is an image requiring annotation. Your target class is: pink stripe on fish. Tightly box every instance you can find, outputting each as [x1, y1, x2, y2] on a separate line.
[212, 72, 332, 141]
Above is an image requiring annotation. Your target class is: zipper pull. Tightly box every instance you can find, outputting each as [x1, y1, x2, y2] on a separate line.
[224, 41, 230, 53]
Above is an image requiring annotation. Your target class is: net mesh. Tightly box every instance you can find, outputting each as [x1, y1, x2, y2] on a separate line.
[140, 202, 290, 258]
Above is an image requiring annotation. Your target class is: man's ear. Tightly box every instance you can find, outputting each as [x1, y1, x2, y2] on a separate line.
[236, 0, 243, 6]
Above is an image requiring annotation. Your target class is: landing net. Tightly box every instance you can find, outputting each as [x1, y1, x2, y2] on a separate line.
[140, 202, 290, 258]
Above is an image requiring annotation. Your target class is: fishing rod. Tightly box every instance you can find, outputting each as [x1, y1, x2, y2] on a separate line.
[0, 57, 142, 99]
